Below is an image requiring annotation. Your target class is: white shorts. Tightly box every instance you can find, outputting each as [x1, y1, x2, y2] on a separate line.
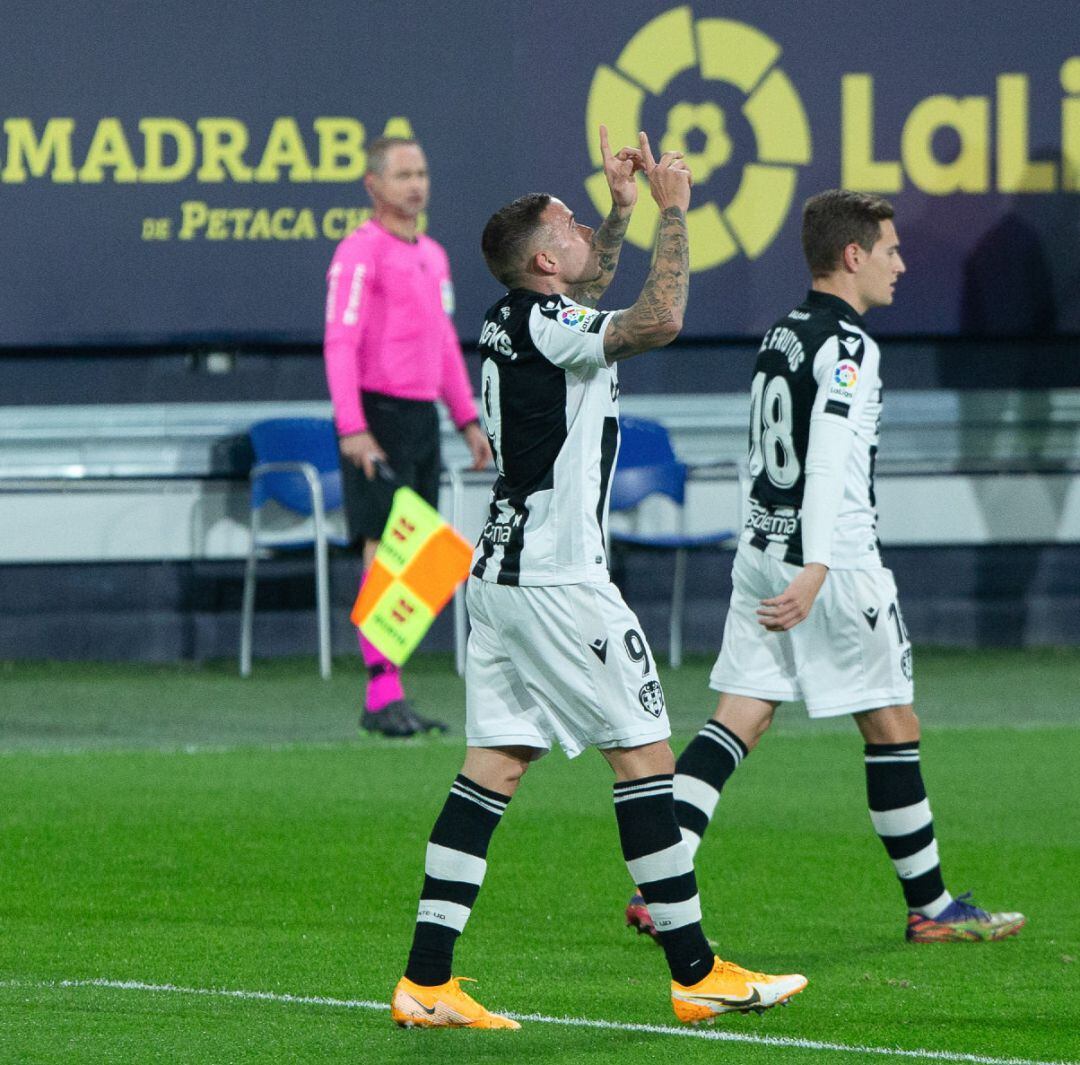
[465, 577, 671, 759]
[709, 545, 914, 718]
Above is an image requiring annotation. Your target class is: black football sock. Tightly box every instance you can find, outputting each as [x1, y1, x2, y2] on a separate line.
[614, 774, 714, 986]
[673, 720, 748, 859]
[865, 741, 952, 917]
[404, 775, 510, 985]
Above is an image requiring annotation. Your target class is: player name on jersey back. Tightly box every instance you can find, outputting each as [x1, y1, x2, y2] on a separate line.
[743, 290, 884, 570]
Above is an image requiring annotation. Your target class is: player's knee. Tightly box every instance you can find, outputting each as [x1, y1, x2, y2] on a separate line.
[603, 739, 675, 780]
[904, 706, 921, 738]
[716, 695, 775, 750]
[855, 703, 920, 744]
[498, 748, 538, 790]
[461, 744, 535, 794]
[886, 704, 920, 741]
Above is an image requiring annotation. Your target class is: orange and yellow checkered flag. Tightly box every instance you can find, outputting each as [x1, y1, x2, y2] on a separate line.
[350, 487, 473, 665]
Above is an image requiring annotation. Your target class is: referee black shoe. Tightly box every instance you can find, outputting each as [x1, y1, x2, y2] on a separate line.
[398, 700, 449, 734]
[360, 702, 418, 738]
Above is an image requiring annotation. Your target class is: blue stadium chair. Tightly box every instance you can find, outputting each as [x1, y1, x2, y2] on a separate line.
[239, 417, 349, 680]
[609, 416, 736, 668]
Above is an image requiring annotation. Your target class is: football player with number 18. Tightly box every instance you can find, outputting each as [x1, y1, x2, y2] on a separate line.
[626, 189, 1025, 947]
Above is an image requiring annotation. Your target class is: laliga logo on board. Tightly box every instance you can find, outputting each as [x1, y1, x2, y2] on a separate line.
[585, 7, 1080, 272]
[584, 6, 812, 273]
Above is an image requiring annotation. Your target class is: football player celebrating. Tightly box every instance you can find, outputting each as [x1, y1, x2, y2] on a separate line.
[389, 128, 807, 1030]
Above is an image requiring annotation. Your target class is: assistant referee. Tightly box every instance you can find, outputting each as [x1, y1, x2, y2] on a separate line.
[323, 135, 491, 738]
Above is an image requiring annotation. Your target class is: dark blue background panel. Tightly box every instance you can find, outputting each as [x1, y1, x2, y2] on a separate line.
[1, 1, 1078, 346]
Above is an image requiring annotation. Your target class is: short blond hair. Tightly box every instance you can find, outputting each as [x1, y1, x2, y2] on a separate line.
[367, 136, 421, 175]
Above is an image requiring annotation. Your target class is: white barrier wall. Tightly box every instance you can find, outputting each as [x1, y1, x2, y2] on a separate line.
[2, 393, 1079, 563]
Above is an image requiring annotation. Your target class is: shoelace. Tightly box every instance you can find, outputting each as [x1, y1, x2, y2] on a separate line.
[949, 891, 991, 920]
[716, 959, 767, 981]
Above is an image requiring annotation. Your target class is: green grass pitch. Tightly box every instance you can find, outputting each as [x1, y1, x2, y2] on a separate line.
[1, 648, 1077, 1064]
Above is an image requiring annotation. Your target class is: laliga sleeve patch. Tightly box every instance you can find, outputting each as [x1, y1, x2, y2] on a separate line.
[557, 304, 600, 333]
[538, 296, 602, 333]
[824, 358, 860, 416]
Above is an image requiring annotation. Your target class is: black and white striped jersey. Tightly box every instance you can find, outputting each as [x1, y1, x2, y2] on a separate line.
[742, 290, 884, 569]
[471, 288, 619, 586]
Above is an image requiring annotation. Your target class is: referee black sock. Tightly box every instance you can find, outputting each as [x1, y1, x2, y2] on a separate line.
[404, 775, 510, 986]
[864, 741, 952, 917]
[613, 775, 714, 987]
[673, 720, 748, 859]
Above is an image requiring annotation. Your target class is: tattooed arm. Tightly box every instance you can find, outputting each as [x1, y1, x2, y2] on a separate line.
[567, 125, 642, 307]
[566, 202, 632, 307]
[603, 133, 693, 362]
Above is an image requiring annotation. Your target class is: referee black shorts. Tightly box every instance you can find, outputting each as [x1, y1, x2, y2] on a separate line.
[339, 391, 441, 548]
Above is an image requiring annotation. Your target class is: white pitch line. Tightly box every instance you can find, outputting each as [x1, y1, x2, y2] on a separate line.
[0, 977, 1073, 1065]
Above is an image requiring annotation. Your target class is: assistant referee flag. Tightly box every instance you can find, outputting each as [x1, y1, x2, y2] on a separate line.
[350, 487, 472, 665]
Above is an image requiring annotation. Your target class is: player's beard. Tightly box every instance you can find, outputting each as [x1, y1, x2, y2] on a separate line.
[581, 253, 603, 284]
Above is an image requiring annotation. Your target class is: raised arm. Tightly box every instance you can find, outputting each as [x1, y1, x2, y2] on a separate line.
[567, 126, 639, 307]
[602, 132, 692, 361]
[566, 202, 632, 308]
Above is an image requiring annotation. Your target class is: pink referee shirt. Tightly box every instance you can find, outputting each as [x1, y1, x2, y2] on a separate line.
[323, 219, 479, 436]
